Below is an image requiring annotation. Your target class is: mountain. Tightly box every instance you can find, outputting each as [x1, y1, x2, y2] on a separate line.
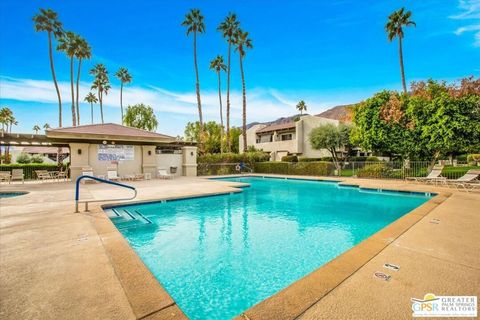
[246, 113, 306, 129]
[316, 104, 355, 121]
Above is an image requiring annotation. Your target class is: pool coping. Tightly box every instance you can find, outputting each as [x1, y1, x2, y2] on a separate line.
[88, 175, 451, 320]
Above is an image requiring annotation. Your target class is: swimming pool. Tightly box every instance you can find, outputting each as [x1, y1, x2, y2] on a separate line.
[106, 177, 432, 319]
[0, 191, 28, 198]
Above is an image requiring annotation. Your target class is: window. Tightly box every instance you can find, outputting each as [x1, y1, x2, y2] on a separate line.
[281, 134, 292, 141]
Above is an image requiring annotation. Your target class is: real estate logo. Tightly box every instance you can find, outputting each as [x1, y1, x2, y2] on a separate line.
[411, 293, 477, 317]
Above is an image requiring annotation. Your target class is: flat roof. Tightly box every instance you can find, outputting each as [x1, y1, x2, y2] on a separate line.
[256, 122, 296, 134]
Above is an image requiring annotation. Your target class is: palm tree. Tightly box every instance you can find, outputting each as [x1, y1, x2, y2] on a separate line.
[84, 92, 98, 124]
[90, 64, 110, 124]
[33, 125, 41, 134]
[181, 9, 205, 134]
[386, 7, 416, 94]
[209, 55, 227, 153]
[75, 37, 92, 126]
[217, 13, 240, 152]
[33, 8, 64, 127]
[114, 67, 132, 124]
[296, 100, 307, 115]
[43, 123, 51, 130]
[57, 31, 81, 126]
[233, 28, 253, 152]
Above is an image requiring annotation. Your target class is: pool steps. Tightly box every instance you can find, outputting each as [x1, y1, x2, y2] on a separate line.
[106, 208, 152, 230]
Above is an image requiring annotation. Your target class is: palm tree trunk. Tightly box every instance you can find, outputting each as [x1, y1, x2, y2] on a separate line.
[90, 102, 94, 124]
[76, 58, 82, 126]
[48, 31, 62, 127]
[217, 71, 224, 154]
[120, 82, 124, 124]
[193, 31, 203, 130]
[99, 89, 104, 124]
[70, 57, 77, 126]
[399, 36, 407, 94]
[239, 55, 247, 153]
[226, 42, 232, 152]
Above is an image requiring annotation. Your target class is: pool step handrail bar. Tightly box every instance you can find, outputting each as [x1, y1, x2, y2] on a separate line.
[75, 175, 137, 213]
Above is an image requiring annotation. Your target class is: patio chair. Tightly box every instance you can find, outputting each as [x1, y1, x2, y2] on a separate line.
[406, 165, 444, 183]
[442, 169, 480, 192]
[35, 170, 52, 181]
[107, 168, 120, 181]
[157, 168, 174, 180]
[0, 172, 11, 183]
[57, 171, 68, 181]
[81, 167, 94, 183]
[11, 169, 24, 184]
[134, 173, 145, 181]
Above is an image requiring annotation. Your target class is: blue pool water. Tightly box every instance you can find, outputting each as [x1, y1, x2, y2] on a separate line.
[107, 177, 432, 319]
[0, 192, 27, 198]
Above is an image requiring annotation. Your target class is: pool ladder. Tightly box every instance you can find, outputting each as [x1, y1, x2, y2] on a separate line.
[74, 175, 137, 212]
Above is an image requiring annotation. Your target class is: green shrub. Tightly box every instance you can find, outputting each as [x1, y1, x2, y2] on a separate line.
[30, 154, 44, 164]
[356, 163, 393, 178]
[281, 155, 298, 162]
[15, 152, 31, 164]
[254, 161, 335, 176]
[366, 156, 380, 162]
[467, 154, 480, 164]
[348, 156, 367, 162]
[0, 163, 68, 180]
[298, 157, 322, 162]
[198, 152, 269, 167]
[456, 154, 467, 162]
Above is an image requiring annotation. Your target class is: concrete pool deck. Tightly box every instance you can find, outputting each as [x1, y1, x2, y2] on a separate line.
[0, 175, 479, 319]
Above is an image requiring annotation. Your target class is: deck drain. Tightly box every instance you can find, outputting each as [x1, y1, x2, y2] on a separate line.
[77, 234, 89, 242]
[374, 272, 391, 281]
[429, 218, 440, 224]
[384, 263, 400, 271]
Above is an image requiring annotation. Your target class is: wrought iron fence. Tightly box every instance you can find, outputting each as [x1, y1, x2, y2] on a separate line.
[0, 165, 69, 181]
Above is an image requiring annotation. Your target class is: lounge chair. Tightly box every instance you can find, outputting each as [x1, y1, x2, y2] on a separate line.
[11, 169, 24, 184]
[442, 169, 480, 192]
[35, 170, 52, 181]
[56, 171, 68, 181]
[81, 167, 94, 183]
[0, 172, 11, 183]
[157, 168, 174, 179]
[407, 165, 444, 183]
[107, 168, 120, 181]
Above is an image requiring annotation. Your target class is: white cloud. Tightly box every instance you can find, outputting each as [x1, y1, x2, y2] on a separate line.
[0, 76, 357, 127]
[451, 0, 480, 46]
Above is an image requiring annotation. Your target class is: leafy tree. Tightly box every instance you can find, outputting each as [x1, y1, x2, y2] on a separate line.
[33, 125, 41, 134]
[296, 100, 307, 115]
[229, 127, 242, 153]
[84, 92, 98, 124]
[217, 13, 240, 152]
[33, 8, 64, 127]
[309, 123, 350, 170]
[385, 7, 416, 94]
[182, 9, 205, 134]
[209, 55, 227, 153]
[233, 28, 253, 152]
[75, 36, 91, 125]
[31, 154, 44, 164]
[16, 152, 31, 164]
[124, 103, 158, 131]
[115, 67, 132, 124]
[90, 64, 110, 123]
[185, 121, 222, 154]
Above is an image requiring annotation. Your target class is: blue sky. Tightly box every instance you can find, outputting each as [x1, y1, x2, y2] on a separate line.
[0, 0, 479, 136]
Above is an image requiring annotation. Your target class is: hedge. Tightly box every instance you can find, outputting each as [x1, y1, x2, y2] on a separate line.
[198, 152, 269, 166]
[254, 161, 335, 176]
[299, 157, 333, 162]
[467, 154, 480, 163]
[356, 163, 393, 178]
[0, 163, 69, 180]
[281, 155, 298, 162]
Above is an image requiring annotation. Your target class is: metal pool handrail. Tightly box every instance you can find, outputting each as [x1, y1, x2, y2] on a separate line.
[75, 175, 137, 213]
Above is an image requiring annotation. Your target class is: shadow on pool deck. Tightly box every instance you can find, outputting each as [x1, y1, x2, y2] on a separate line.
[0, 175, 479, 319]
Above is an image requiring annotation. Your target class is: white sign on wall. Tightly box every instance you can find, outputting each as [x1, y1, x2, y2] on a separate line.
[97, 145, 134, 161]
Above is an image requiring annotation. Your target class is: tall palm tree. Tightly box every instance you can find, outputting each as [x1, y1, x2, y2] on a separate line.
[209, 55, 227, 153]
[90, 64, 110, 124]
[33, 8, 64, 127]
[217, 13, 240, 152]
[386, 7, 416, 94]
[75, 37, 92, 126]
[233, 28, 253, 153]
[296, 100, 307, 115]
[84, 92, 98, 124]
[33, 125, 41, 134]
[43, 123, 51, 130]
[57, 31, 81, 126]
[114, 67, 132, 124]
[182, 9, 206, 135]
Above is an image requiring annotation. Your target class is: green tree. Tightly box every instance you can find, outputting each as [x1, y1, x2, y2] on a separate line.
[309, 123, 350, 170]
[185, 121, 223, 154]
[209, 55, 227, 153]
[115, 67, 132, 124]
[296, 100, 307, 115]
[33, 125, 41, 134]
[386, 7, 416, 94]
[90, 64, 110, 124]
[75, 36, 92, 125]
[57, 31, 81, 126]
[182, 9, 205, 134]
[229, 127, 242, 153]
[16, 153, 31, 164]
[84, 92, 98, 124]
[33, 8, 64, 127]
[31, 154, 44, 164]
[233, 28, 253, 152]
[124, 103, 158, 131]
[217, 13, 240, 152]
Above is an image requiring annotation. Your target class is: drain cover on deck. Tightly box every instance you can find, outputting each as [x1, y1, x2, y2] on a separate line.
[384, 263, 400, 271]
[374, 272, 391, 281]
